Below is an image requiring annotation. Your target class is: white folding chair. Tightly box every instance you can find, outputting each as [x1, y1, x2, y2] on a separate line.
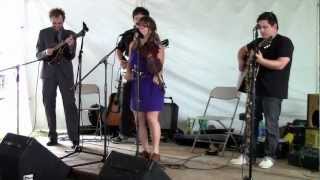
[191, 86, 240, 155]
[76, 84, 103, 139]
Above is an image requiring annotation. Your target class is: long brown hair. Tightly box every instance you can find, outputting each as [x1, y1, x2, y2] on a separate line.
[133, 16, 161, 60]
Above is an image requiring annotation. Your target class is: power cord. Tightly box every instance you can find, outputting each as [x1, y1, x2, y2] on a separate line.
[160, 153, 230, 171]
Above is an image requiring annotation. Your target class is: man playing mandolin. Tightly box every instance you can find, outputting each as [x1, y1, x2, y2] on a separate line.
[36, 8, 79, 148]
[231, 12, 294, 169]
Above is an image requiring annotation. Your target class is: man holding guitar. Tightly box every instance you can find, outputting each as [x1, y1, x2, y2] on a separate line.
[231, 12, 294, 169]
[36, 8, 79, 148]
[111, 7, 150, 144]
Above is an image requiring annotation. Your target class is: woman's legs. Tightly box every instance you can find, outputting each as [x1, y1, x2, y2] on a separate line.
[134, 111, 149, 152]
[146, 111, 161, 154]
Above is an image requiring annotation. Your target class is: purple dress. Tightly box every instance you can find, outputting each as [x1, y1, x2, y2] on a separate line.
[129, 50, 164, 112]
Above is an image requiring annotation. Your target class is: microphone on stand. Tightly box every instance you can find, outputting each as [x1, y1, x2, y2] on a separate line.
[79, 21, 89, 37]
[120, 28, 143, 38]
[253, 24, 260, 30]
[253, 24, 259, 39]
[82, 22, 89, 32]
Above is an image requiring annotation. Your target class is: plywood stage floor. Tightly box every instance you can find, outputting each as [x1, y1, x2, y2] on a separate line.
[31, 134, 319, 180]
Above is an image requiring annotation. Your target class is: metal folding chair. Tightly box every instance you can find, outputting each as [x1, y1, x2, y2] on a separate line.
[76, 84, 103, 139]
[191, 86, 240, 155]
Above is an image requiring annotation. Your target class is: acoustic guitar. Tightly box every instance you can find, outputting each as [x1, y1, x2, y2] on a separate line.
[237, 37, 272, 92]
[104, 75, 122, 127]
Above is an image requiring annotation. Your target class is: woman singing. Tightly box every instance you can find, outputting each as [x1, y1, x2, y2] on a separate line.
[126, 16, 165, 161]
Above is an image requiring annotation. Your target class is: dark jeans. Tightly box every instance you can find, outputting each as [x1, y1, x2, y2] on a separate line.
[252, 96, 282, 159]
[119, 81, 135, 137]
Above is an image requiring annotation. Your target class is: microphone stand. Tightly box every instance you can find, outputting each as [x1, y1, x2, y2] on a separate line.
[134, 38, 141, 157]
[0, 57, 46, 135]
[72, 46, 117, 163]
[60, 25, 108, 167]
[244, 26, 259, 180]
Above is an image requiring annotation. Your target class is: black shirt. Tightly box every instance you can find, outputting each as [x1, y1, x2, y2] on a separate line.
[117, 29, 135, 57]
[247, 34, 294, 99]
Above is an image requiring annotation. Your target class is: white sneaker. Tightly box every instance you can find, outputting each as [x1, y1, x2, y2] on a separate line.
[258, 156, 274, 169]
[230, 154, 247, 165]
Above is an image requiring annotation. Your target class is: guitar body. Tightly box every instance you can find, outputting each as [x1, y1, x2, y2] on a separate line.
[45, 43, 68, 64]
[104, 93, 121, 127]
[237, 38, 272, 92]
[237, 51, 259, 93]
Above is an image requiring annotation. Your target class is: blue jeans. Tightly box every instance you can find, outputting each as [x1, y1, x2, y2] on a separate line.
[253, 96, 282, 159]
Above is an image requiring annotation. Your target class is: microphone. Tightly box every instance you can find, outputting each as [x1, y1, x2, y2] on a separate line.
[253, 24, 260, 30]
[253, 24, 260, 39]
[120, 28, 143, 38]
[120, 28, 135, 36]
[82, 22, 89, 32]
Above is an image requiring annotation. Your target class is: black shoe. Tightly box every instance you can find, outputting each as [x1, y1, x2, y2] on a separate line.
[46, 140, 58, 146]
[71, 141, 79, 149]
[111, 135, 129, 144]
[71, 144, 79, 149]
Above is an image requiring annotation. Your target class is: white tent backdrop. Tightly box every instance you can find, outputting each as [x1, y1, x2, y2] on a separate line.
[0, 0, 319, 135]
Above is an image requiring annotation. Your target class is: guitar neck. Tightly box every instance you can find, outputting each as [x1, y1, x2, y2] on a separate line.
[53, 41, 66, 51]
[52, 32, 82, 51]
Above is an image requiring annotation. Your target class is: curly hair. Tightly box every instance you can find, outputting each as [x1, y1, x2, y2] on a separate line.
[49, 8, 65, 21]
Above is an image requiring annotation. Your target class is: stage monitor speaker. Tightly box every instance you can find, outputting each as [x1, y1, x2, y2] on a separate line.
[307, 94, 319, 128]
[0, 133, 71, 180]
[99, 151, 171, 180]
[159, 97, 179, 139]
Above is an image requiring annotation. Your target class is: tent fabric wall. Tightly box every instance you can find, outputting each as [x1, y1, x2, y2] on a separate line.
[0, 0, 32, 136]
[1, 0, 318, 134]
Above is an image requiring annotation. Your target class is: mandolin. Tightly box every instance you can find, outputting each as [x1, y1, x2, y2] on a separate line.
[44, 30, 84, 64]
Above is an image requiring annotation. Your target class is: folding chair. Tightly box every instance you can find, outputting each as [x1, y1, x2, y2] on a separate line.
[76, 84, 103, 139]
[191, 86, 240, 155]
